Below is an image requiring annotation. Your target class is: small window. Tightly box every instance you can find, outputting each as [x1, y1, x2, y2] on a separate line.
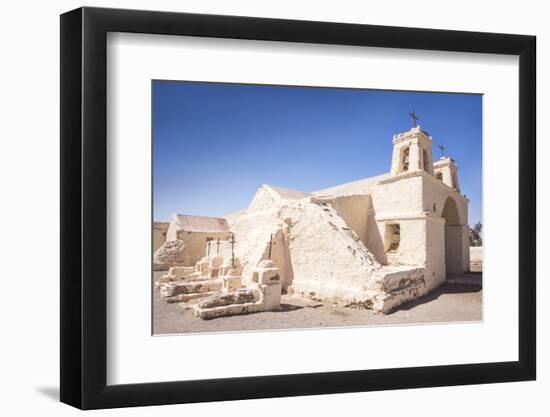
[401, 147, 410, 172]
[385, 223, 401, 252]
[436, 172, 443, 181]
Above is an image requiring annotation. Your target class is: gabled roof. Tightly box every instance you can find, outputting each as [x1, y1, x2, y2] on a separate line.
[173, 214, 229, 233]
[313, 173, 389, 196]
[265, 184, 311, 200]
[246, 184, 311, 214]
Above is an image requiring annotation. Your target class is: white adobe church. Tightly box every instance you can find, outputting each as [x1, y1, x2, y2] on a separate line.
[156, 121, 470, 313]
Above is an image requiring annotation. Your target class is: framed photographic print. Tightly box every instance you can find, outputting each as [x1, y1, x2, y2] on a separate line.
[60, 6, 536, 410]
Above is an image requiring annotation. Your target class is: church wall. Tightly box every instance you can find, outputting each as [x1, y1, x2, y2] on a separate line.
[311, 193, 391, 266]
[175, 230, 232, 266]
[372, 174, 424, 216]
[370, 218, 427, 267]
[421, 173, 468, 225]
[365, 209, 387, 264]
[370, 175, 425, 266]
[311, 194, 371, 247]
[421, 173, 470, 275]
[372, 215, 445, 289]
[444, 225, 464, 275]
[153, 222, 169, 252]
[391, 219, 427, 266]
[163, 214, 233, 266]
[460, 224, 471, 271]
[425, 216, 446, 288]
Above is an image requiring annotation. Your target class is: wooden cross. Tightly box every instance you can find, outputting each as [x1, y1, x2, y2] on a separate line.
[409, 110, 420, 128]
[438, 144, 446, 158]
[206, 240, 211, 256]
[268, 233, 273, 259]
[230, 234, 236, 268]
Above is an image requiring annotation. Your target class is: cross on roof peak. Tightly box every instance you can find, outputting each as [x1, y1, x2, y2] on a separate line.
[409, 110, 420, 128]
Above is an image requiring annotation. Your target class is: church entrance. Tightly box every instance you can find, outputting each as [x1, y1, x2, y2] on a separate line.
[442, 197, 463, 277]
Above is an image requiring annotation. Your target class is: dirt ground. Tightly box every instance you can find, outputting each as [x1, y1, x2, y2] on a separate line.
[153, 269, 482, 335]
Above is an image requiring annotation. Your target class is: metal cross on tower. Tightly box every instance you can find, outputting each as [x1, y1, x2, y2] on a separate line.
[409, 110, 420, 128]
[438, 144, 446, 158]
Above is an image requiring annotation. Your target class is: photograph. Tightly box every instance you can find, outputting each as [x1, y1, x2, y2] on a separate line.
[152, 81, 483, 335]
[0, 0, 542, 413]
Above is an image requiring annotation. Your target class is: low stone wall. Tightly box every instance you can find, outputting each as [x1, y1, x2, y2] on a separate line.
[371, 266, 428, 313]
[153, 263, 182, 271]
[469, 246, 483, 272]
[469, 246, 483, 263]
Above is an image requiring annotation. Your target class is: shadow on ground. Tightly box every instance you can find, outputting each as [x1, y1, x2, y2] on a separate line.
[277, 303, 304, 312]
[391, 280, 482, 313]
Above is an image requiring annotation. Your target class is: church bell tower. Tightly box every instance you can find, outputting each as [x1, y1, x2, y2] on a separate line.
[433, 157, 460, 191]
[390, 112, 434, 177]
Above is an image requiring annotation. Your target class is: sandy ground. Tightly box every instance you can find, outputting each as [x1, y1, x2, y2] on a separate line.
[153, 269, 482, 335]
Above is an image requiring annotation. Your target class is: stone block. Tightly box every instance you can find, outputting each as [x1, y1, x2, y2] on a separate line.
[222, 275, 243, 291]
[260, 283, 281, 310]
[168, 266, 194, 278]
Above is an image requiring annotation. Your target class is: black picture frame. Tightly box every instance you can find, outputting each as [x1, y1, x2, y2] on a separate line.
[60, 6, 536, 410]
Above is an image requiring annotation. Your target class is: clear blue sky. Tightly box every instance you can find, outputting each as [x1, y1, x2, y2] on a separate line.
[153, 81, 482, 226]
